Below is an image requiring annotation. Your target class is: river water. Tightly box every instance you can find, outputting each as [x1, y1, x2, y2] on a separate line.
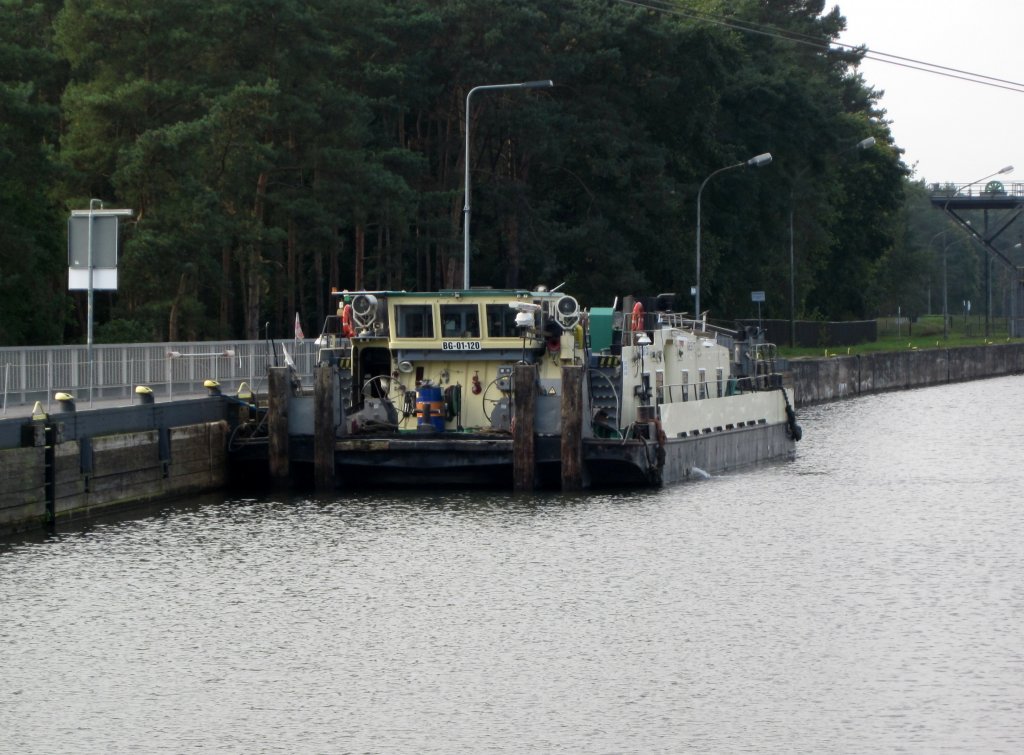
[2, 376, 1023, 754]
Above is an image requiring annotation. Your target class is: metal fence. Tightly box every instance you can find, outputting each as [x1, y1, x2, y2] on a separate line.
[736, 319, 878, 348]
[0, 340, 318, 415]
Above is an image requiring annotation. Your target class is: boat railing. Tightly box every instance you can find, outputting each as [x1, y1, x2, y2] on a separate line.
[660, 379, 717, 403]
[653, 312, 707, 332]
[625, 311, 742, 354]
[657, 370, 782, 406]
[746, 342, 779, 383]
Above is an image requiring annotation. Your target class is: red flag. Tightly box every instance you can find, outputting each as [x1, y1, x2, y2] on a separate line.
[294, 312, 305, 340]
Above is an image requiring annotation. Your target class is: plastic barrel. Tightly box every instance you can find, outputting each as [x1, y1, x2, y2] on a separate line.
[430, 398, 445, 431]
[416, 385, 445, 432]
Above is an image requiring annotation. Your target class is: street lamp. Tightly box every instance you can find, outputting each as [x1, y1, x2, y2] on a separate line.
[463, 79, 554, 289]
[929, 228, 961, 340]
[948, 164, 1013, 201]
[788, 136, 875, 347]
[694, 152, 772, 322]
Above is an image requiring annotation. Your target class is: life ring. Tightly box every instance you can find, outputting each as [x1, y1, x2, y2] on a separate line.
[631, 301, 645, 332]
[341, 303, 355, 338]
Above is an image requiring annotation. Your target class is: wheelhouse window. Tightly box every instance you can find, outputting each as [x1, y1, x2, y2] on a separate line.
[395, 304, 434, 338]
[440, 304, 480, 338]
[485, 304, 519, 338]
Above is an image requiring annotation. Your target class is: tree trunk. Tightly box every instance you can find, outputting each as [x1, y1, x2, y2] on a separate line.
[503, 212, 520, 289]
[354, 223, 365, 289]
[445, 256, 457, 289]
[330, 229, 343, 291]
[220, 244, 232, 337]
[287, 217, 297, 322]
[241, 243, 263, 341]
[243, 171, 269, 340]
[168, 271, 189, 341]
[314, 242, 325, 328]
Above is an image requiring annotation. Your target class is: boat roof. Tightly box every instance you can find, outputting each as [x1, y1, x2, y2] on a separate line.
[331, 288, 568, 300]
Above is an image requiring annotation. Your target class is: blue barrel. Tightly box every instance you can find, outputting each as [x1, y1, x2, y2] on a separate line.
[416, 385, 445, 432]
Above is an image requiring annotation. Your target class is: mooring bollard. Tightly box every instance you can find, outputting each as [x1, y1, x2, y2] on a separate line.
[135, 385, 154, 404]
[204, 379, 222, 397]
[54, 392, 76, 414]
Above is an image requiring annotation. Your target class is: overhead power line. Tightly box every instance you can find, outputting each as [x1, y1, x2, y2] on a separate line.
[613, 0, 1024, 94]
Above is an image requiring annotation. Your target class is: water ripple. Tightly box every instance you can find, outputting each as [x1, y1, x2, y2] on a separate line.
[2, 376, 1023, 753]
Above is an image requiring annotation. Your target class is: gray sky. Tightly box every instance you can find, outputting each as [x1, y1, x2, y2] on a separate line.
[833, 0, 1024, 185]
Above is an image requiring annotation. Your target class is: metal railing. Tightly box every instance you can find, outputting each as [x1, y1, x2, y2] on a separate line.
[0, 339, 318, 415]
[928, 181, 1024, 198]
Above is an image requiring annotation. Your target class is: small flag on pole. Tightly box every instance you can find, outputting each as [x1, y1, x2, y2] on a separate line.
[294, 312, 304, 340]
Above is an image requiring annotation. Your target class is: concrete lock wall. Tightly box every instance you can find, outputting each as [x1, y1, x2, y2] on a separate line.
[0, 421, 228, 535]
[790, 343, 1024, 407]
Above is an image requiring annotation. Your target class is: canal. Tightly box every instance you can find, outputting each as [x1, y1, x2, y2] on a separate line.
[2, 376, 1022, 753]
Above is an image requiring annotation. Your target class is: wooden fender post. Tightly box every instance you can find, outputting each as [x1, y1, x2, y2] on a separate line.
[267, 366, 290, 485]
[512, 364, 536, 491]
[314, 364, 336, 491]
[560, 364, 584, 491]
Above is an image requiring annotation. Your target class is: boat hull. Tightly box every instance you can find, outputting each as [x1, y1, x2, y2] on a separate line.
[284, 422, 795, 489]
[583, 420, 795, 487]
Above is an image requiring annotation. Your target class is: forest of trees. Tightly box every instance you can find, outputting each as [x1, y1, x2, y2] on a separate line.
[1, 0, 970, 347]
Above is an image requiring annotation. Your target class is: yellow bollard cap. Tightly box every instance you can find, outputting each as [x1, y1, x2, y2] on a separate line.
[203, 379, 220, 389]
[55, 392, 74, 402]
[135, 385, 153, 395]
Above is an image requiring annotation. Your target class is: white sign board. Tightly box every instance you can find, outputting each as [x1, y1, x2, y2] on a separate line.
[67, 208, 132, 291]
[69, 268, 118, 291]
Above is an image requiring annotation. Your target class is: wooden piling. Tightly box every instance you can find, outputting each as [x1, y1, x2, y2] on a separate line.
[560, 364, 584, 491]
[314, 365, 336, 491]
[512, 364, 536, 491]
[267, 366, 290, 484]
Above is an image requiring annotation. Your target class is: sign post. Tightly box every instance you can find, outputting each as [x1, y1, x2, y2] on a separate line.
[68, 203, 132, 402]
[751, 290, 765, 331]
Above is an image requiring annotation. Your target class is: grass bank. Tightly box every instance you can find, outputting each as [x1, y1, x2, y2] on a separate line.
[779, 314, 1022, 358]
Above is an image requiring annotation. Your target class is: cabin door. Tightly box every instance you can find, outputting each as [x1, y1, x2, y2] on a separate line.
[357, 346, 393, 405]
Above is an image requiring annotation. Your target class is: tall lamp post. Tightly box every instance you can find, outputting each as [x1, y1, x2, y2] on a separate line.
[946, 164, 1013, 205]
[929, 228, 960, 340]
[1010, 241, 1022, 338]
[694, 152, 772, 321]
[463, 79, 553, 289]
[788, 136, 875, 348]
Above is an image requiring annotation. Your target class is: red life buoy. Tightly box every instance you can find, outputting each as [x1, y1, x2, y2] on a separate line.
[631, 301, 645, 332]
[341, 303, 355, 338]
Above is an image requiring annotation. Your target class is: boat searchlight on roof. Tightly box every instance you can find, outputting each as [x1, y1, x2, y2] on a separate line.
[509, 300, 541, 329]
